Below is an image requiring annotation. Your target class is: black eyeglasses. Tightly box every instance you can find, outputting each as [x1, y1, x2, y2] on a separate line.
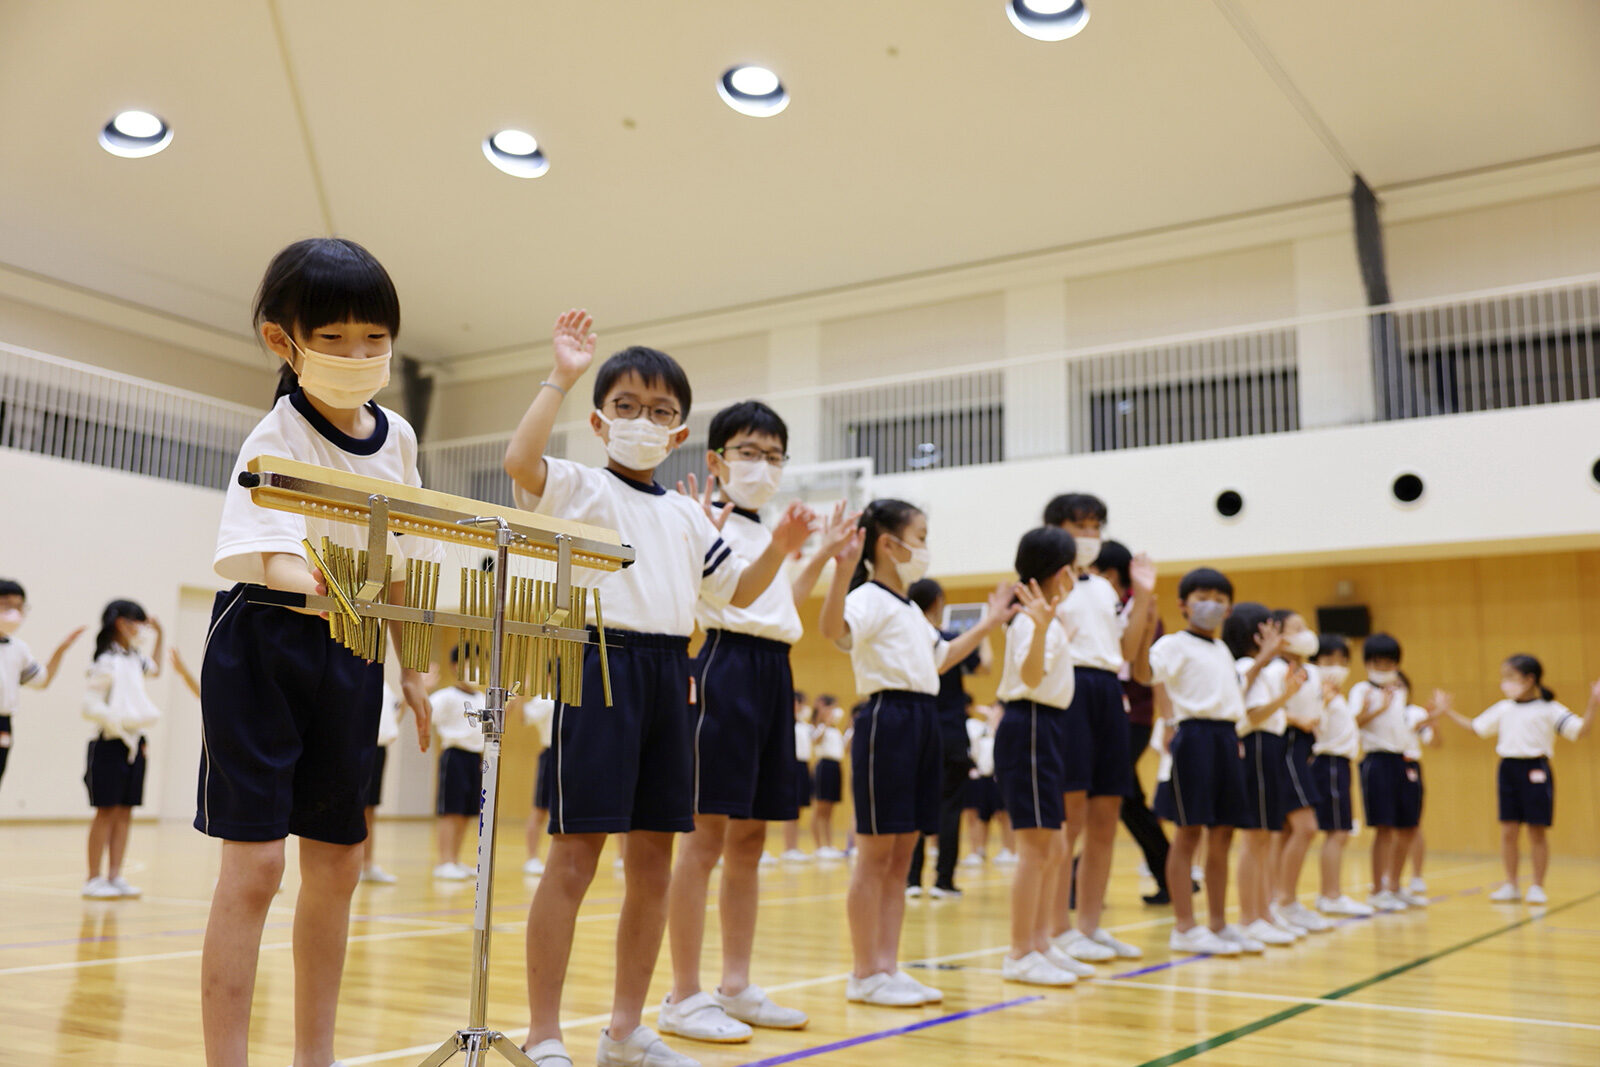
[604, 397, 681, 428]
[717, 444, 788, 468]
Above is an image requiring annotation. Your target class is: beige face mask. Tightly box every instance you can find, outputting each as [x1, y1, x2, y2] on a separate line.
[291, 339, 392, 409]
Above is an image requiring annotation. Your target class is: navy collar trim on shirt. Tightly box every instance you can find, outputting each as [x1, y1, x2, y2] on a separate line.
[606, 468, 667, 496]
[729, 505, 762, 523]
[289, 391, 388, 456]
[870, 580, 911, 604]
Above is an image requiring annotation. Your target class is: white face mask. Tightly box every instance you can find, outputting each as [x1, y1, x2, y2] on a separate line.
[720, 459, 782, 510]
[1074, 536, 1102, 568]
[1501, 679, 1531, 701]
[1186, 599, 1228, 632]
[1320, 664, 1350, 687]
[0, 608, 21, 637]
[890, 538, 931, 586]
[291, 339, 392, 409]
[1366, 668, 1398, 686]
[597, 412, 683, 472]
[1284, 630, 1319, 658]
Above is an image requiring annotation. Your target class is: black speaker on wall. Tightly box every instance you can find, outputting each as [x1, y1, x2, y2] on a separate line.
[1590, 457, 1600, 488]
[1317, 605, 1371, 638]
[1391, 472, 1424, 504]
[1215, 489, 1244, 518]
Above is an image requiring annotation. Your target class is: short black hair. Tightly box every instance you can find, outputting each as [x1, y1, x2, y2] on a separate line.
[1222, 601, 1271, 659]
[708, 400, 787, 452]
[592, 346, 692, 419]
[1178, 567, 1233, 601]
[0, 578, 24, 601]
[907, 578, 944, 612]
[1093, 539, 1132, 589]
[1362, 632, 1401, 663]
[1043, 492, 1107, 527]
[1316, 633, 1349, 658]
[1014, 526, 1077, 586]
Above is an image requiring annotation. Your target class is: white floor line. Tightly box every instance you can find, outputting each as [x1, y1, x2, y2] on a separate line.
[1097, 978, 1600, 1033]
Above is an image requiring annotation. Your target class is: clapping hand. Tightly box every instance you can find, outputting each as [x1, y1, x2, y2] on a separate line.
[677, 472, 734, 531]
[1016, 579, 1062, 628]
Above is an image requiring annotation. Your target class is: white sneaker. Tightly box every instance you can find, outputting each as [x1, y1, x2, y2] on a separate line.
[758, 852, 777, 867]
[1245, 919, 1295, 946]
[360, 865, 397, 884]
[108, 876, 142, 898]
[1323, 894, 1374, 917]
[1269, 904, 1307, 938]
[1091, 928, 1143, 959]
[780, 849, 811, 862]
[929, 885, 963, 900]
[658, 992, 752, 1044]
[1169, 926, 1238, 956]
[1369, 890, 1405, 912]
[1002, 951, 1078, 986]
[845, 972, 924, 1007]
[905, 885, 923, 899]
[1216, 924, 1264, 954]
[1397, 889, 1429, 908]
[959, 852, 984, 867]
[82, 877, 120, 900]
[1055, 929, 1115, 962]
[891, 969, 943, 1003]
[523, 857, 546, 876]
[1282, 901, 1332, 931]
[597, 1024, 700, 1067]
[1488, 882, 1520, 903]
[815, 847, 847, 860]
[1044, 945, 1098, 977]
[993, 849, 1018, 866]
[1526, 884, 1548, 905]
[433, 862, 473, 880]
[522, 1038, 574, 1067]
[1407, 877, 1427, 895]
[713, 983, 808, 1030]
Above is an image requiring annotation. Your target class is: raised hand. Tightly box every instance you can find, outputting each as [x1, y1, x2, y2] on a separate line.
[981, 580, 1022, 630]
[550, 309, 597, 381]
[771, 501, 817, 555]
[1285, 664, 1308, 696]
[1129, 551, 1157, 594]
[816, 501, 863, 558]
[1255, 618, 1284, 660]
[677, 471, 734, 531]
[834, 526, 866, 570]
[1016, 579, 1061, 628]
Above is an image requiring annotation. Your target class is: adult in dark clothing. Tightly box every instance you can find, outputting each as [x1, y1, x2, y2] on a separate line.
[1092, 541, 1172, 904]
[905, 578, 990, 897]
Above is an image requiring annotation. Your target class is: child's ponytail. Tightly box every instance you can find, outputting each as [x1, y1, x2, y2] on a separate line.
[93, 599, 147, 659]
[850, 499, 922, 592]
[1505, 654, 1554, 701]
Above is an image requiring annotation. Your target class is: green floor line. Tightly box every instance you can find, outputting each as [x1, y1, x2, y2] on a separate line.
[1135, 888, 1600, 1067]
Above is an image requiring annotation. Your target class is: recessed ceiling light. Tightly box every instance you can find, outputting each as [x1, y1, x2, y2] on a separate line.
[99, 110, 172, 158]
[483, 129, 549, 178]
[717, 65, 789, 117]
[1006, 0, 1090, 42]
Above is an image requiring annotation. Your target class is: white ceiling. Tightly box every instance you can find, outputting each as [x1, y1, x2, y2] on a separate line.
[2, 0, 1598, 364]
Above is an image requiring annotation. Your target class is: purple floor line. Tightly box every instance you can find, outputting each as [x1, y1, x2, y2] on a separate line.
[734, 996, 1044, 1067]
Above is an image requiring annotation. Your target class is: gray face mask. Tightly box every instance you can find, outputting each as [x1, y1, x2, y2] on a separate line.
[1187, 599, 1229, 631]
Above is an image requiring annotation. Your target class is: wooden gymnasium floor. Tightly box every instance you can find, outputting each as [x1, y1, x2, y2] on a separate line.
[3, 820, 1598, 1066]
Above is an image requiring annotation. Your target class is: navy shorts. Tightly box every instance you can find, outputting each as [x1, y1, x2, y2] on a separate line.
[966, 776, 1003, 821]
[814, 758, 843, 803]
[364, 745, 388, 808]
[1238, 731, 1287, 831]
[1166, 719, 1247, 828]
[548, 632, 694, 835]
[1401, 759, 1425, 826]
[1360, 752, 1419, 829]
[793, 760, 813, 809]
[1282, 727, 1320, 812]
[197, 585, 383, 845]
[692, 630, 799, 822]
[1068, 667, 1133, 797]
[1311, 754, 1354, 832]
[995, 700, 1066, 830]
[1152, 779, 1175, 822]
[533, 748, 553, 811]
[85, 736, 147, 808]
[1498, 757, 1553, 825]
[436, 747, 483, 816]
[1057, 700, 1094, 795]
[852, 690, 941, 836]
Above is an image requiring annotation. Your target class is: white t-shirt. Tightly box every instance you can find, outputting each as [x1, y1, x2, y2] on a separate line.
[694, 509, 802, 645]
[1237, 657, 1288, 737]
[841, 582, 948, 696]
[516, 457, 744, 636]
[522, 696, 557, 748]
[816, 724, 846, 761]
[0, 637, 45, 716]
[430, 685, 485, 754]
[967, 716, 995, 777]
[794, 720, 814, 761]
[215, 393, 444, 585]
[1351, 680, 1412, 754]
[1313, 693, 1360, 760]
[1403, 704, 1434, 761]
[1283, 662, 1324, 734]
[1472, 698, 1584, 759]
[83, 648, 160, 749]
[1147, 631, 1244, 724]
[1058, 573, 1126, 672]
[997, 613, 1076, 708]
[377, 681, 401, 747]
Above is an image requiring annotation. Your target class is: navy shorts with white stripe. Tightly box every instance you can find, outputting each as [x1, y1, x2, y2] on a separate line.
[690, 629, 799, 822]
[1166, 719, 1248, 828]
[995, 700, 1066, 831]
[851, 690, 940, 836]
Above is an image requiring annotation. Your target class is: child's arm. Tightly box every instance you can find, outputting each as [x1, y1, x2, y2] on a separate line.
[1015, 580, 1063, 690]
[1238, 618, 1284, 695]
[1119, 552, 1158, 685]
[791, 502, 860, 605]
[1428, 689, 1477, 732]
[731, 502, 815, 608]
[1354, 684, 1393, 727]
[1574, 680, 1600, 740]
[503, 310, 596, 500]
[170, 649, 201, 699]
[939, 581, 1019, 672]
[1245, 664, 1305, 725]
[146, 615, 164, 678]
[1153, 683, 1173, 724]
[817, 526, 866, 644]
[34, 626, 86, 688]
[385, 577, 431, 753]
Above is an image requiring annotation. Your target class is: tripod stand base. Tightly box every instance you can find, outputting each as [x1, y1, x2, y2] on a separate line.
[418, 1028, 537, 1067]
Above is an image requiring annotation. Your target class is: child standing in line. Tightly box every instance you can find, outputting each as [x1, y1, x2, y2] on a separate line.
[523, 695, 557, 876]
[503, 311, 811, 1067]
[1349, 633, 1419, 912]
[1399, 672, 1440, 904]
[819, 499, 1014, 1007]
[197, 238, 437, 1067]
[82, 599, 163, 900]
[0, 579, 84, 794]
[1308, 635, 1373, 917]
[1147, 568, 1247, 957]
[1268, 610, 1334, 934]
[1438, 655, 1597, 905]
[782, 699, 815, 862]
[961, 704, 1006, 866]
[430, 647, 484, 880]
[357, 681, 403, 884]
[812, 696, 847, 858]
